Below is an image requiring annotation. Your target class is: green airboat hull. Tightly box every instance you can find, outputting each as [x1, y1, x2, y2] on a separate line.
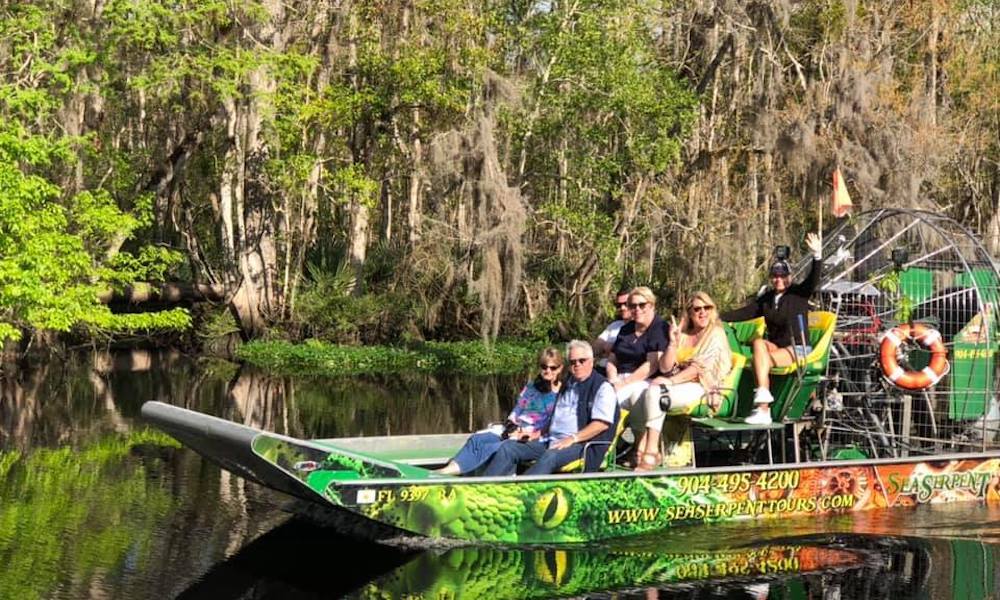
[142, 401, 1000, 545]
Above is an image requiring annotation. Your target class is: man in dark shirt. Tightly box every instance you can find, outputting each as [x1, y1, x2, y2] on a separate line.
[720, 233, 822, 424]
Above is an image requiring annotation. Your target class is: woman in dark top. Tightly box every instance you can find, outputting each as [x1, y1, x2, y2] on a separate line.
[720, 233, 822, 424]
[607, 286, 669, 405]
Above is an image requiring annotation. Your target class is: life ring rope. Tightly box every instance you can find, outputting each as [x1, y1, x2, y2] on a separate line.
[878, 323, 949, 391]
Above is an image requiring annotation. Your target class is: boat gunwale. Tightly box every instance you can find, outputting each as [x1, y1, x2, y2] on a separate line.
[323, 447, 1000, 487]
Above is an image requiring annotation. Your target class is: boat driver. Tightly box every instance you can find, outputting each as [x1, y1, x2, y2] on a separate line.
[481, 340, 619, 476]
[720, 232, 822, 424]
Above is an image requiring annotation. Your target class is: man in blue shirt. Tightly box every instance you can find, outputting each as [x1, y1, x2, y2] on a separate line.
[482, 340, 618, 476]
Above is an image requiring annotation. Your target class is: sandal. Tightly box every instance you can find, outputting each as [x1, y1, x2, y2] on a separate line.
[634, 451, 662, 472]
[618, 449, 638, 469]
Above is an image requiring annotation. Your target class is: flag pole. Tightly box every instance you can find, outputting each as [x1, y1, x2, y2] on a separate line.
[819, 170, 825, 243]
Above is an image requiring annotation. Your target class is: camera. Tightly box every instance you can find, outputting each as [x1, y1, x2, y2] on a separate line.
[501, 421, 518, 440]
[891, 248, 909, 269]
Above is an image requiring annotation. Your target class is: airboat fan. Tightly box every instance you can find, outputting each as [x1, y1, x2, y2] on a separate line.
[795, 209, 1000, 458]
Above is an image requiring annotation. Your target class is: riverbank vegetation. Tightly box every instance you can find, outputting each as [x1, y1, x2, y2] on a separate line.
[1, 1, 997, 353]
[237, 339, 542, 376]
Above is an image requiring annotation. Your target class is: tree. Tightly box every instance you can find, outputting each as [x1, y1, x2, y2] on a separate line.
[0, 3, 189, 346]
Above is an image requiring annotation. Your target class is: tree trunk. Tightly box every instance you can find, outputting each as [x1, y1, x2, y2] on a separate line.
[986, 209, 1000, 258]
[407, 109, 423, 244]
[218, 0, 286, 338]
[348, 197, 370, 295]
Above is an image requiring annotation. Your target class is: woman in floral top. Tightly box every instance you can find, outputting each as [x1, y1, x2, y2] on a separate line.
[434, 347, 563, 475]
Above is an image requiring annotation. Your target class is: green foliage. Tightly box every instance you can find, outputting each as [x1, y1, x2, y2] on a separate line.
[876, 271, 914, 323]
[105, 245, 186, 287]
[294, 256, 420, 343]
[537, 201, 621, 281]
[330, 164, 380, 209]
[0, 1, 191, 343]
[788, 1, 850, 54]
[518, 302, 592, 343]
[0, 430, 178, 599]
[237, 339, 541, 376]
[197, 306, 242, 343]
[2, 0, 995, 350]
[81, 308, 193, 334]
[496, 0, 696, 303]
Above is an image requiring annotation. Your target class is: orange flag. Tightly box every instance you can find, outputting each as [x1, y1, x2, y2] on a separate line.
[832, 167, 853, 218]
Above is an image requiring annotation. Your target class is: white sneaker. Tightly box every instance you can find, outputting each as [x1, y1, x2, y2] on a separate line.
[753, 387, 774, 404]
[745, 408, 773, 425]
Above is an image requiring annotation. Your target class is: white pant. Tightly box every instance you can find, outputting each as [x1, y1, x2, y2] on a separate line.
[615, 377, 650, 407]
[627, 381, 706, 434]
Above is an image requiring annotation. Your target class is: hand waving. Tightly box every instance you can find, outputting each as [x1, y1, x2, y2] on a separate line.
[805, 232, 822, 257]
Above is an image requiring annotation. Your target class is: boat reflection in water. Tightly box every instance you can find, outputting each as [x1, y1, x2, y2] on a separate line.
[354, 530, 999, 599]
[357, 541, 865, 599]
[180, 515, 998, 599]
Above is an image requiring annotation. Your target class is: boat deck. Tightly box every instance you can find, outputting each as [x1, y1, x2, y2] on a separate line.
[312, 433, 467, 467]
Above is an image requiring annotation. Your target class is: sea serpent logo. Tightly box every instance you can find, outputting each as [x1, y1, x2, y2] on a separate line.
[534, 550, 570, 586]
[532, 487, 570, 529]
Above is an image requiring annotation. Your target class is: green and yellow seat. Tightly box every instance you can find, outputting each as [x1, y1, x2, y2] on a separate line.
[558, 409, 629, 473]
[723, 317, 765, 419]
[768, 311, 837, 421]
[726, 311, 837, 421]
[675, 352, 747, 419]
[724, 318, 765, 361]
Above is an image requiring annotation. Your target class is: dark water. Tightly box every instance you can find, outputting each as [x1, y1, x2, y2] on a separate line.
[1, 351, 998, 599]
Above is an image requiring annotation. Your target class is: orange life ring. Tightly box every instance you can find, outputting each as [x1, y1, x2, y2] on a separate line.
[878, 323, 949, 390]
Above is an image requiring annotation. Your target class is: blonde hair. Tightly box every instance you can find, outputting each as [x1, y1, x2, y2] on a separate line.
[534, 346, 564, 392]
[681, 291, 721, 336]
[537, 346, 564, 367]
[628, 286, 657, 307]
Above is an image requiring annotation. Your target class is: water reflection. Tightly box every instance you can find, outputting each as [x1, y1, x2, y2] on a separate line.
[179, 521, 998, 600]
[1, 351, 999, 599]
[0, 351, 522, 599]
[1, 351, 522, 451]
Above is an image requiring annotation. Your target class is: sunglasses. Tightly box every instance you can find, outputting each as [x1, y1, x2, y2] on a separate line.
[568, 358, 590, 366]
[539, 364, 560, 372]
[615, 302, 629, 308]
[627, 301, 648, 310]
[690, 305, 714, 313]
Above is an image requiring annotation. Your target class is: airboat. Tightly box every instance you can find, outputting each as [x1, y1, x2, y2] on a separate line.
[143, 209, 1000, 545]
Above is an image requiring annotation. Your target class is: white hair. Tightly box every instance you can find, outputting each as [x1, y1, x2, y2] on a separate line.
[566, 339, 594, 358]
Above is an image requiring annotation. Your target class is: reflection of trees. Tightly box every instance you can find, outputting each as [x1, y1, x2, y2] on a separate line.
[0, 360, 104, 451]
[289, 371, 521, 438]
[0, 363, 48, 449]
[0, 355, 533, 598]
[0, 350, 228, 451]
[222, 366, 522, 439]
[1, 350, 525, 449]
[226, 367, 289, 433]
[0, 431, 177, 599]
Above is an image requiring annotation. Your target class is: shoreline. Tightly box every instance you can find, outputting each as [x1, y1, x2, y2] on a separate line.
[235, 339, 544, 377]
